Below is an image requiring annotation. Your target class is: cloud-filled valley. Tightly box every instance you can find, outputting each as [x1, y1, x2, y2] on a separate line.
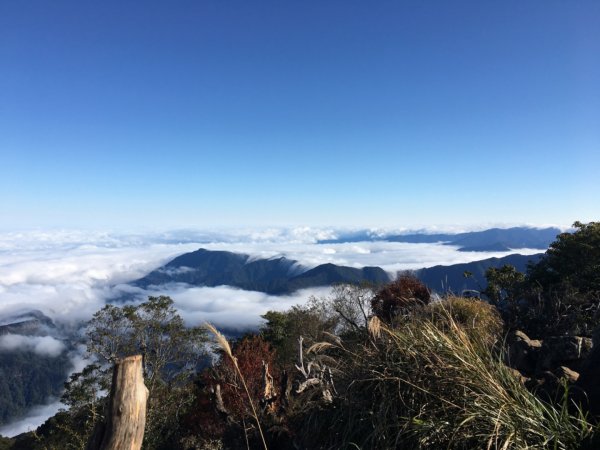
[0, 227, 544, 328]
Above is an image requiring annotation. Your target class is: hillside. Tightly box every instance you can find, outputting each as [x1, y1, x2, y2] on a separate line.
[0, 312, 69, 426]
[414, 253, 543, 293]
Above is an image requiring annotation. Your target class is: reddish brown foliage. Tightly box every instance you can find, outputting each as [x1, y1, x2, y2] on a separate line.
[184, 335, 279, 443]
[371, 275, 431, 323]
[182, 385, 226, 440]
[212, 335, 278, 419]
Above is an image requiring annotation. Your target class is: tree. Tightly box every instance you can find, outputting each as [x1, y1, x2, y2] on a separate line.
[261, 303, 337, 366]
[57, 364, 108, 449]
[483, 264, 525, 303]
[498, 222, 600, 337]
[60, 296, 207, 449]
[327, 284, 374, 334]
[528, 221, 600, 295]
[87, 296, 206, 384]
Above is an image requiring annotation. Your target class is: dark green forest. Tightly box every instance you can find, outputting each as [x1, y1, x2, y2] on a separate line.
[0, 352, 70, 424]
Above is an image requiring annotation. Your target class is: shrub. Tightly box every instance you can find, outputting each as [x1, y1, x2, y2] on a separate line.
[424, 296, 504, 347]
[371, 275, 430, 323]
[261, 304, 338, 366]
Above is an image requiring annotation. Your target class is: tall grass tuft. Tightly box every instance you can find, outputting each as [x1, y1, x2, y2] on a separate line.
[204, 323, 268, 450]
[298, 300, 597, 449]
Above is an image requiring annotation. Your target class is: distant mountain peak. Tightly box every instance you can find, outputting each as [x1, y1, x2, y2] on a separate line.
[132, 249, 390, 294]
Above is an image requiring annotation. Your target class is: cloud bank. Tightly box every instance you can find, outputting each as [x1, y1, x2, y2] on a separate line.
[0, 227, 542, 328]
[137, 284, 332, 330]
[0, 334, 65, 357]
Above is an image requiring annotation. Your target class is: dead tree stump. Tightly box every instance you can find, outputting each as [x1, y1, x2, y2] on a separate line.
[88, 355, 149, 450]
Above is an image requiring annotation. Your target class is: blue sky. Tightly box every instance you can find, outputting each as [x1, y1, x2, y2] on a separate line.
[1, 1, 599, 230]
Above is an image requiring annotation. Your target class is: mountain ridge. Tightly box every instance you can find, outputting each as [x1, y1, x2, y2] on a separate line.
[133, 248, 391, 294]
[132, 248, 544, 295]
[319, 226, 561, 252]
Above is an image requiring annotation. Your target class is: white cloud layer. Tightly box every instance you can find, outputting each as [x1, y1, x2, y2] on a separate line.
[0, 334, 65, 357]
[198, 240, 542, 274]
[0, 227, 543, 327]
[142, 284, 332, 330]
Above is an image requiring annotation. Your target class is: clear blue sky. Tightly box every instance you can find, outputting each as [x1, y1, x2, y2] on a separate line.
[1, 1, 599, 230]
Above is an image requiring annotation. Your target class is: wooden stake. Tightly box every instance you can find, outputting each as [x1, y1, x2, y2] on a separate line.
[88, 355, 148, 450]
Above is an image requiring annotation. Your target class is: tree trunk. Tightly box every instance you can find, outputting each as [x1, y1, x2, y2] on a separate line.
[88, 355, 149, 450]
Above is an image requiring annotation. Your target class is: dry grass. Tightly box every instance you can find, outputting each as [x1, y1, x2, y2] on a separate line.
[424, 296, 504, 346]
[367, 315, 382, 340]
[297, 300, 597, 449]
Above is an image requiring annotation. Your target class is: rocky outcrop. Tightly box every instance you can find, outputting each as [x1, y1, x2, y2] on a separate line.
[506, 330, 596, 404]
[506, 330, 542, 375]
[507, 330, 593, 375]
[554, 366, 579, 383]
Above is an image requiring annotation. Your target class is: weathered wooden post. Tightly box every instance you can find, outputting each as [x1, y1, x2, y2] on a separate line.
[87, 355, 149, 450]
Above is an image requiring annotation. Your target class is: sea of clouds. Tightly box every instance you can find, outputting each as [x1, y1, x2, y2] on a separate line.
[0, 226, 548, 329]
[0, 226, 545, 327]
[0, 226, 543, 436]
